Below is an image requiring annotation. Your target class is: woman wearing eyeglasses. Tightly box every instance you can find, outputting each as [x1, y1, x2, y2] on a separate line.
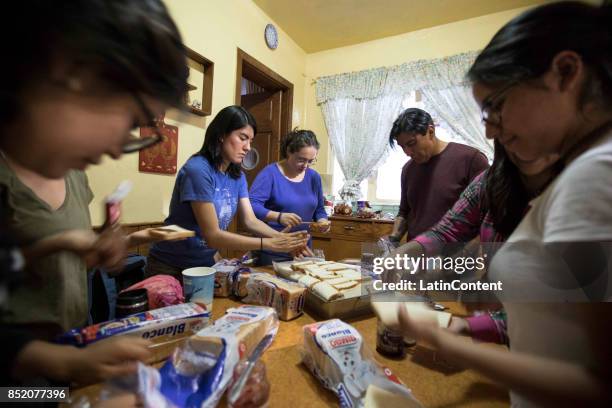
[146, 107, 309, 279]
[394, 2, 612, 406]
[249, 129, 329, 265]
[1, 0, 189, 388]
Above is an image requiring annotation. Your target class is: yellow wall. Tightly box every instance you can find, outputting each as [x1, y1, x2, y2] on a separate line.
[304, 6, 535, 177]
[86, 0, 307, 225]
[86, 3, 535, 224]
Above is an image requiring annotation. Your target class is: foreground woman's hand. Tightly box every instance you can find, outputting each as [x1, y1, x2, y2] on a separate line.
[67, 337, 151, 385]
[448, 316, 471, 336]
[22, 227, 128, 273]
[83, 226, 129, 273]
[397, 303, 442, 349]
[13, 337, 151, 386]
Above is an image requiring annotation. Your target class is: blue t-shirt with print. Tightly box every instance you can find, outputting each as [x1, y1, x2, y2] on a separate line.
[149, 155, 248, 268]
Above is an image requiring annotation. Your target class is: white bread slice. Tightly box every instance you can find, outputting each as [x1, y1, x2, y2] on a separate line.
[371, 301, 451, 330]
[291, 261, 314, 271]
[311, 281, 343, 301]
[324, 276, 353, 286]
[310, 270, 336, 280]
[333, 281, 359, 290]
[302, 264, 327, 272]
[364, 384, 421, 408]
[320, 263, 348, 272]
[335, 269, 364, 280]
[298, 275, 320, 288]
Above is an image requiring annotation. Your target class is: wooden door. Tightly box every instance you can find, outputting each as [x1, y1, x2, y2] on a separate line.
[240, 91, 282, 187]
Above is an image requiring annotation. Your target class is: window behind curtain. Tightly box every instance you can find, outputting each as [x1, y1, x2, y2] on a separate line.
[331, 91, 458, 203]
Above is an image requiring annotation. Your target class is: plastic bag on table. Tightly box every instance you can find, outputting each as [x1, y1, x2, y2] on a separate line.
[301, 319, 422, 408]
[238, 272, 306, 320]
[152, 306, 278, 408]
[120, 274, 184, 309]
[68, 363, 175, 408]
[227, 360, 270, 408]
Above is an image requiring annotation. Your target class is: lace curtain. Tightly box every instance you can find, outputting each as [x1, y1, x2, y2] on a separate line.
[421, 85, 492, 161]
[316, 51, 493, 189]
[320, 94, 403, 201]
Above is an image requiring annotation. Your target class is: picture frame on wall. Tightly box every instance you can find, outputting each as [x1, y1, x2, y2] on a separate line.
[138, 116, 179, 175]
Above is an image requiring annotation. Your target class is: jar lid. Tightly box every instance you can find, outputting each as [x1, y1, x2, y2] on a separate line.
[116, 288, 148, 306]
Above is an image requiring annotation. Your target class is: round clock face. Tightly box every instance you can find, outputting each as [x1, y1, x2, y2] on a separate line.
[242, 148, 260, 171]
[264, 24, 278, 50]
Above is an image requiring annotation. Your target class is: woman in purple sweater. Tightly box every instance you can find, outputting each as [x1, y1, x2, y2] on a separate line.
[250, 130, 329, 265]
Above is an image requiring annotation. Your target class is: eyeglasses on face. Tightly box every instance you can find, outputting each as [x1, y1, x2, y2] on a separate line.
[480, 82, 517, 127]
[122, 93, 165, 154]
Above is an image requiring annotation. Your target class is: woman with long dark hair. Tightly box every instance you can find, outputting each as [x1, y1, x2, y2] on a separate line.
[147, 106, 308, 278]
[395, 2, 612, 405]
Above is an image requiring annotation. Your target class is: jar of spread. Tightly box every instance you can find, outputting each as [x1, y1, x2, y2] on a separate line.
[376, 319, 404, 357]
[376, 319, 415, 358]
[116, 288, 149, 318]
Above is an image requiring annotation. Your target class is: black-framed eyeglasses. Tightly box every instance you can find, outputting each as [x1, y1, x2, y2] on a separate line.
[122, 93, 164, 154]
[480, 82, 517, 127]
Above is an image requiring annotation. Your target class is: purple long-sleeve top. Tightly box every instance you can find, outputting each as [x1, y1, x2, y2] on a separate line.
[249, 163, 327, 233]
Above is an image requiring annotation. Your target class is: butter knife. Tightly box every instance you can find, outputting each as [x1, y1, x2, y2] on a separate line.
[227, 333, 274, 404]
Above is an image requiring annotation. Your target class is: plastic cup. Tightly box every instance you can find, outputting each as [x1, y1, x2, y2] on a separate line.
[182, 267, 216, 312]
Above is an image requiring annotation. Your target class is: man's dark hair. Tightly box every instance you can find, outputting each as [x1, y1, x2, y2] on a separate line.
[389, 108, 434, 147]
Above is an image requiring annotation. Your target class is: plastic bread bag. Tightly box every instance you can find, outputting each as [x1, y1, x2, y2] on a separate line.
[69, 363, 175, 408]
[139, 306, 279, 408]
[213, 259, 251, 297]
[377, 236, 396, 255]
[227, 360, 271, 408]
[301, 319, 422, 408]
[129, 350, 271, 408]
[237, 272, 306, 320]
[58, 303, 211, 365]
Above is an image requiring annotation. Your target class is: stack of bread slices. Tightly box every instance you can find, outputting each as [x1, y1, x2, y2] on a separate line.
[275, 260, 366, 301]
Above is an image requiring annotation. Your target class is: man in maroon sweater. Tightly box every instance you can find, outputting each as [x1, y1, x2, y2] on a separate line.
[388, 108, 489, 244]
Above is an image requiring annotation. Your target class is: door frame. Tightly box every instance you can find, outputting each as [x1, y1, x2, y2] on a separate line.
[225, 49, 294, 257]
[235, 48, 293, 160]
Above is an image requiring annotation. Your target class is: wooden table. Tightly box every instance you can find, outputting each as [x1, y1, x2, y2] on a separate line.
[69, 271, 510, 407]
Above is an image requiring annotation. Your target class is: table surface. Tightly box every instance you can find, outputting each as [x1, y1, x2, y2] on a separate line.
[69, 269, 510, 407]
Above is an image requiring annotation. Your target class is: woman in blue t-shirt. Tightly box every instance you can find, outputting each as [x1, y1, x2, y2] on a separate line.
[146, 106, 308, 278]
[249, 129, 329, 265]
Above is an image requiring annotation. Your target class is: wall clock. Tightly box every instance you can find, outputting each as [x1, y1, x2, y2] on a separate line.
[264, 23, 278, 50]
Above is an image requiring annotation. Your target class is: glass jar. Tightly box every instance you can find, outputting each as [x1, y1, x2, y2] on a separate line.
[116, 288, 149, 318]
